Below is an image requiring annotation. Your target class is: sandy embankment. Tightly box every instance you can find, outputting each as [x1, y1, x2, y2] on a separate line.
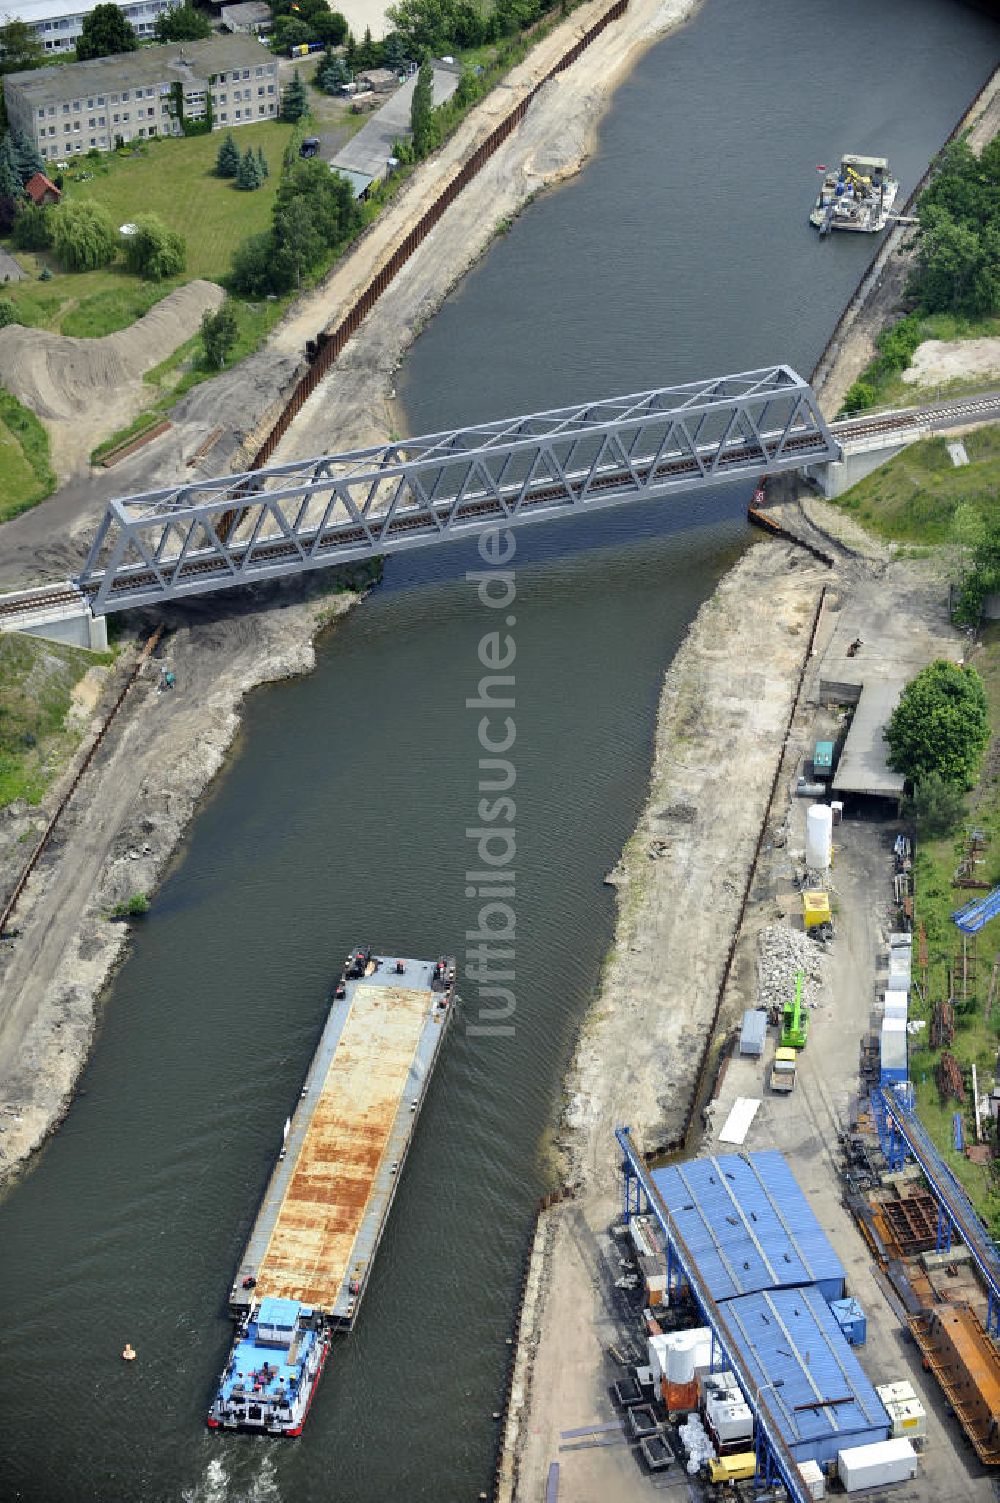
[0, 0, 704, 1183]
[0, 281, 224, 479]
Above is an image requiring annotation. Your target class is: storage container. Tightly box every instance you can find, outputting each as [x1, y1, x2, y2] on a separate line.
[882, 993, 908, 1022]
[837, 1438, 918, 1491]
[705, 1394, 754, 1445]
[798, 1459, 826, 1500]
[739, 1009, 767, 1057]
[884, 1399, 926, 1441]
[875, 1381, 915, 1406]
[880, 1017, 908, 1084]
[829, 1295, 866, 1346]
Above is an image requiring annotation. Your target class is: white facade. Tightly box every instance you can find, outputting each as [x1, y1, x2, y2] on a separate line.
[3, 38, 279, 160]
[13, 0, 173, 54]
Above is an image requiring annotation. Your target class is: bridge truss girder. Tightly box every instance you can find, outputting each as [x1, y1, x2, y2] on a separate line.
[77, 366, 839, 614]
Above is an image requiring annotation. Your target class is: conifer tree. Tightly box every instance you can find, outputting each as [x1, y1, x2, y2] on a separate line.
[215, 130, 240, 178]
[256, 144, 269, 179]
[236, 145, 263, 190]
[280, 68, 308, 123]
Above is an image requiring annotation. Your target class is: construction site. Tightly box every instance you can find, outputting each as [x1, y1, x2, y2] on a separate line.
[502, 544, 1000, 1503]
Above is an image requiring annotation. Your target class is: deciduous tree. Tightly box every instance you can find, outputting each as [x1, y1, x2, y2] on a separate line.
[122, 212, 186, 279]
[51, 199, 119, 271]
[201, 299, 239, 367]
[0, 17, 43, 74]
[154, 2, 211, 40]
[885, 660, 990, 790]
[11, 201, 53, 250]
[903, 773, 969, 839]
[76, 3, 138, 59]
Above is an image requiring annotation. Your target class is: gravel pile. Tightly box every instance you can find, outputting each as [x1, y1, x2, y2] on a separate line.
[757, 924, 827, 1013]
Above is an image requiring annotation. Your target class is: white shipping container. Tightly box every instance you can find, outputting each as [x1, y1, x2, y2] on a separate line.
[798, 1459, 826, 1501]
[885, 1399, 926, 1440]
[882, 993, 908, 1021]
[705, 1395, 753, 1444]
[838, 1439, 918, 1492]
[876, 1380, 915, 1406]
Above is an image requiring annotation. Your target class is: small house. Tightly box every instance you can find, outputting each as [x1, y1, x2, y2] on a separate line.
[24, 172, 61, 206]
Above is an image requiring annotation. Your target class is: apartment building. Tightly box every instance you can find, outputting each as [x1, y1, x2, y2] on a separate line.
[14, 0, 173, 55]
[3, 36, 279, 159]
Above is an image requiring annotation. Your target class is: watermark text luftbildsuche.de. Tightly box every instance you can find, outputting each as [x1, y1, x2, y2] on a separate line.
[465, 528, 516, 1038]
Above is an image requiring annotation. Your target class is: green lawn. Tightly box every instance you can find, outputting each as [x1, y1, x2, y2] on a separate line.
[61, 124, 296, 280]
[0, 387, 56, 521]
[0, 632, 110, 808]
[833, 426, 1000, 545]
[0, 124, 297, 337]
[909, 624, 1000, 1238]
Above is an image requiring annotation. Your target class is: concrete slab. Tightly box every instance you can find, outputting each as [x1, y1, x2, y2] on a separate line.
[816, 574, 963, 800]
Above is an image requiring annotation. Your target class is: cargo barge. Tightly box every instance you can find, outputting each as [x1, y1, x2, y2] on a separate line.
[208, 948, 456, 1435]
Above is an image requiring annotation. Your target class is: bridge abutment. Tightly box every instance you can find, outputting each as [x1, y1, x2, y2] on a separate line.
[803, 428, 925, 498]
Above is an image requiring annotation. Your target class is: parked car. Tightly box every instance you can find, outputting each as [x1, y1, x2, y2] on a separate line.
[299, 137, 321, 159]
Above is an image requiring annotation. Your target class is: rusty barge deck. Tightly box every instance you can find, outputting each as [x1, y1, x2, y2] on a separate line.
[229, 952, 455, 1330]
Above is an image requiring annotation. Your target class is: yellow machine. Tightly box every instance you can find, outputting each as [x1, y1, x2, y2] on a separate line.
[708, 1453, 757, 1484]
[803, 890, 832, 931]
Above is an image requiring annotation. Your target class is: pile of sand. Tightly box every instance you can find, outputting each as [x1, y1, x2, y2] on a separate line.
[0, 279, 224, 473]
[903, 335, 1000, 387]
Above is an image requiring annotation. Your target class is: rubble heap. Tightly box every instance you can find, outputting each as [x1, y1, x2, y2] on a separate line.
[757, 924, 827, 1014]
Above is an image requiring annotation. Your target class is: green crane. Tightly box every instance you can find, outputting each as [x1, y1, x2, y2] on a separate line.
[780, 969, 809, 1050]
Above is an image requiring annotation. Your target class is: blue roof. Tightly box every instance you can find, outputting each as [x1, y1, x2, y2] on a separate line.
[650, 1151, 845, 1302]
[258, 1295, 301, 1328]
[720, 1286, 889, 1461]
[217, 1307, 316, 1406]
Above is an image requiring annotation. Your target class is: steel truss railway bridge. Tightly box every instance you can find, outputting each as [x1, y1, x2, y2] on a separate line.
[74, 365, 838, 614]
[3, 370, 999, 635]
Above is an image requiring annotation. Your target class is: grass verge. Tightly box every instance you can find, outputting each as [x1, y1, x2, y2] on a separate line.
[910, 624, 1000, 1239]
[0, 386, 57, 522]
[0, 633, 112, 808]
[832, 426, 1000, 545]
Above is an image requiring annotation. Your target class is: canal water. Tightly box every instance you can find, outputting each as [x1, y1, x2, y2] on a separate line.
[2, 3, 998, 1500]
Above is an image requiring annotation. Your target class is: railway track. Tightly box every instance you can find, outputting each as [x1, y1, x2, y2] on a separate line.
[0, 584, 92, 621]
[832, 390, 1000, 441]
[87, 426, 837, 608]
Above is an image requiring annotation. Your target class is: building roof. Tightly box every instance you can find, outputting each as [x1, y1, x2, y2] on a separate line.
[831, 679, 905, 799]
[220, 1, 271, 24]
[331, 166, 376, 198]
[650, 1151, 845, 1302]
[9, 0, 143, 19]
[720, 1286, 889, 1460]
[3, 34, 271, 105]
[330, 62, 459, 180]
[24, 170, 60, 202]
